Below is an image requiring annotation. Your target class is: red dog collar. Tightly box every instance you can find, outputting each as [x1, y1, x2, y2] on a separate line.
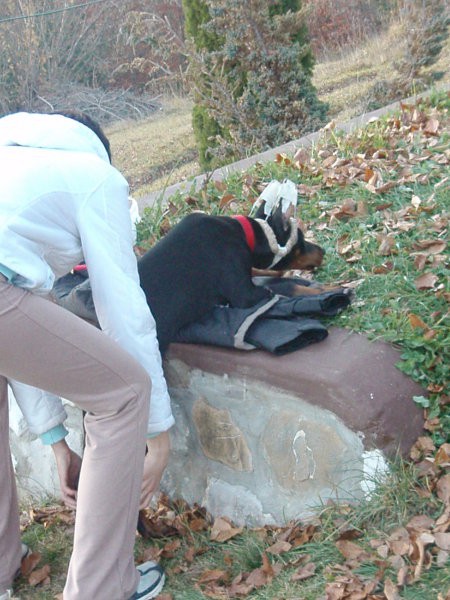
[73, 263, 88, 273]
[232, 215, 255, 252]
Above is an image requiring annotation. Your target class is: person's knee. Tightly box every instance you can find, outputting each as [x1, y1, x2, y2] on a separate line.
[130, 367, 151, 409]
[138, 370, 152, 399]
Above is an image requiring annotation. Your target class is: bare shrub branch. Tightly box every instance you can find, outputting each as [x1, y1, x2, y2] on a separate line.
[29, 84, 161, 124]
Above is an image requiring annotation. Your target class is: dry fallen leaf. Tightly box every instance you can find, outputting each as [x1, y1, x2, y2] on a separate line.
[413, 253, 428, 270]
[396, 564, 411, 587]
[213, 180, 227, 192]
[21, 552, 42, 577]
[435, 507, 450, 533]
[245, 566, 270, 589]
[384, 577, 401, 600]
[376, 543, 390, 558]
[137, 510, 180, 539]
[291, 562, 316, 581]
[414, 272, 438, 290]
[197, 569, 229, 584]
[408, 313, 429, 330]
[335, 539, 371, 562]
[210, 517, 243, 543]
[435, 444, 450, 467]
[275, 153, 292, 166]
[378, 233, 396, 256]
[219, 193, 235, 208]
[413, 239, 447, 255]
[436, 550, 449, 568]
[424, 118, 440, 135]
[28, 564, 51, 587]
[139, 545, 162, 563]
[437, 474, 450, 505]
[387, 527, 411, 556]
[160, 539, 181, 559]
[293, 147, 310, 165]
[410, 436, 436, 461]
[406, 514, 434, 533]
[228, 573, 254, 597]
[434, 532, 450, 551]
[266, 540, 292, 555]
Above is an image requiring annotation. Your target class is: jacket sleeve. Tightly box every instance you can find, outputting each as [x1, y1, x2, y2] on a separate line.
[76, 169, 173, 435]
[8, 379, 68, 437]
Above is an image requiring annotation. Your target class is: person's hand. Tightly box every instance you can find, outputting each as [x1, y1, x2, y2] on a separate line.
[51, 439, 82, 509]
[140, 431, 171, 509]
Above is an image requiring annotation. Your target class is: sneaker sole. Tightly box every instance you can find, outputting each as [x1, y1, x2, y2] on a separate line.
[131, 571, 165, 600]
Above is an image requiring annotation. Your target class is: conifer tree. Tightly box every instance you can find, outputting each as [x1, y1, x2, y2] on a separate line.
[182, 0, 224, 169]
[182, 0, 328, 169]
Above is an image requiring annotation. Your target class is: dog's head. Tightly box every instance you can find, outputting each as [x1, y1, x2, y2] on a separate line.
[253, 201, 324, 270]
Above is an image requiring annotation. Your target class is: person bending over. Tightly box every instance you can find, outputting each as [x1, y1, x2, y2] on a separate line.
[0, 111, 172, 600]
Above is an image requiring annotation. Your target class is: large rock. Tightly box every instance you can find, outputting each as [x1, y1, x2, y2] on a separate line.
[161, 327, 425, 525]
[9, 327, 425, 525]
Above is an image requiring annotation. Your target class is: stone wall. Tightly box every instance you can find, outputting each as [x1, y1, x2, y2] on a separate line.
[9, 327, 425, 525]
[165, 361, 381, 525]
[161, 327, 425, 525]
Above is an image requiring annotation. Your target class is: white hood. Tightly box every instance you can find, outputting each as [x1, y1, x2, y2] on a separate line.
[0, 112, 109, 163]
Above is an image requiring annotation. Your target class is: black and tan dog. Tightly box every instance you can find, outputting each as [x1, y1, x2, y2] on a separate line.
[53, 200, 326, 354]
[138, 202, 325, 355]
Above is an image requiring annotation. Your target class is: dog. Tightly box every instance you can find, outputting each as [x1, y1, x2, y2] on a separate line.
[137, 202, 325, 355]
[53, 195, 326, 355]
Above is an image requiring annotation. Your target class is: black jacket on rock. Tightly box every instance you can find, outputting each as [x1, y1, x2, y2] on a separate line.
[52, 273, 351, 356]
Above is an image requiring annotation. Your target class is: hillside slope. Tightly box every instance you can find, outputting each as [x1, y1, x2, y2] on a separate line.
[106, 23, 449, 198]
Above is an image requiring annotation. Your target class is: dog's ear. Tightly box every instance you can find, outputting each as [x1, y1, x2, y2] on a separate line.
[252, 200, 267, 219]
[267, 204, 294, 244]
[253, 198, 296, 224]
[251, 180, 298, 226]
[273, 201, 297, 230]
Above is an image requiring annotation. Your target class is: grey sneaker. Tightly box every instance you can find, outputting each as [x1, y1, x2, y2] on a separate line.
[129, 561, 165, 600]
[0, 590, 12, 600]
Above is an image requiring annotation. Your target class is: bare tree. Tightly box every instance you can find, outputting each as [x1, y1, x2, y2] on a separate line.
[110, 1, 186, 94]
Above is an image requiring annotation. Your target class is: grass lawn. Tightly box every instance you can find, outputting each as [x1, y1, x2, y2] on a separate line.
[14, 87, 450, 599]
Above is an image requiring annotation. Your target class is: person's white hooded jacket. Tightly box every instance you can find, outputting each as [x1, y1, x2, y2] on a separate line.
[0, 112, 174, 436]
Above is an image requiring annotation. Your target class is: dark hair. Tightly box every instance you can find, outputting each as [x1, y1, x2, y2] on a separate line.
[52, 110, 111, 162]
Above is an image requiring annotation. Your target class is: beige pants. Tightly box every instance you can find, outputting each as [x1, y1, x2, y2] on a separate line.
[0, 275, 150, 600]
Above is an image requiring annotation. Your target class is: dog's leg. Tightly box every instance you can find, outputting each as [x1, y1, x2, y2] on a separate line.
[288, 284, 343, 296]
[253, 276, 347, 297]
[251, 268, 284, 278]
